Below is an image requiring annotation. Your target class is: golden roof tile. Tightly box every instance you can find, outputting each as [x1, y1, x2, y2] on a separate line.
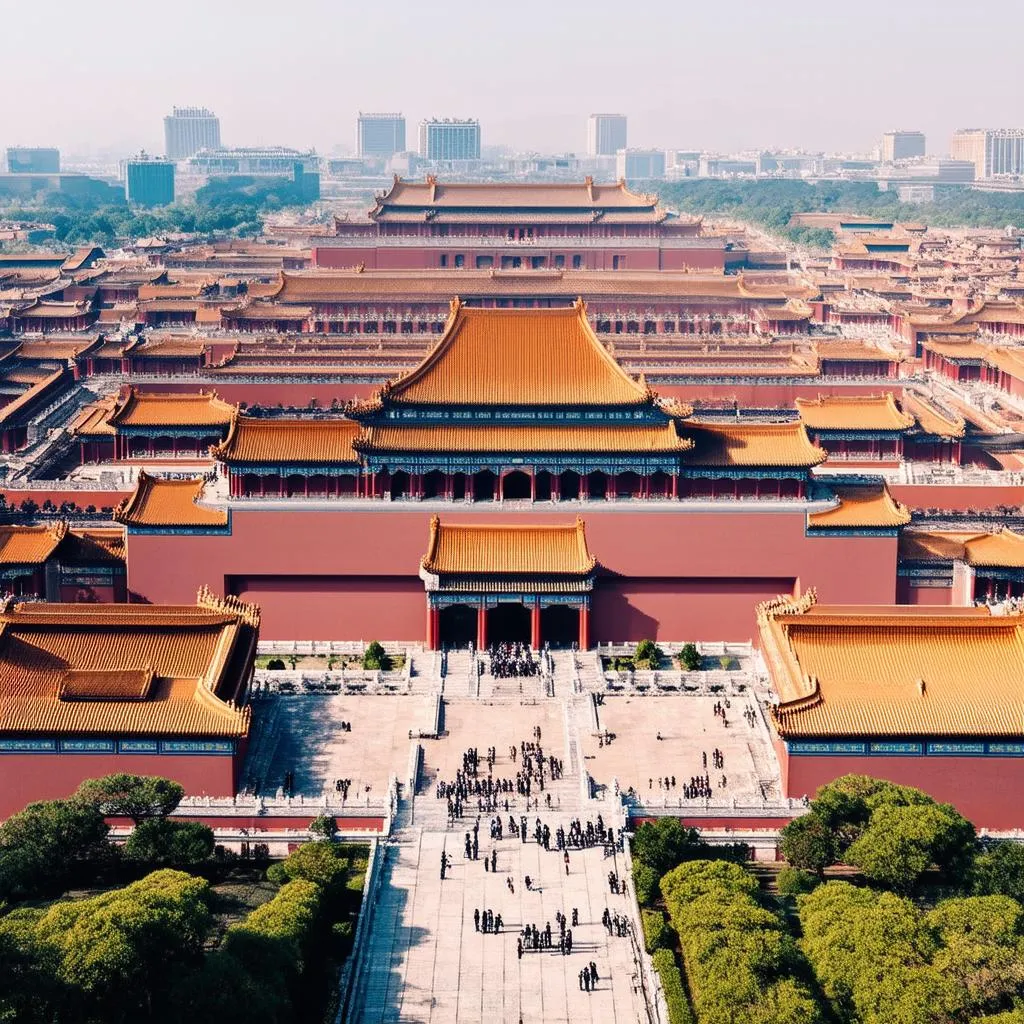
[213, 416, 361, 464]
[0, 591, 257, 737]
[106, 388, 235, 429]
[114, 472, 227, 528]
[376, 299, 653, 408]
[759, 592, 1024, 738]
[808, 483, 912, 529]
[964, 529, 1024, 568]
[0, 523, 67, 565]
[355, 422, 692, 455]
[422, 516, 595, 575]
[796, 393, 914, 432]
[902, 392, 966, 439]
[898, 530, 970, 562]
[685, 422, 827, 468]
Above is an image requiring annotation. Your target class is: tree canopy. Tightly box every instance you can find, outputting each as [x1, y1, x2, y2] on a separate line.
[76, 774, 185, 823]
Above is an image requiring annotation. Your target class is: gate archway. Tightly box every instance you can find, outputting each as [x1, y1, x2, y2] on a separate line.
[439, 604, 477, 648]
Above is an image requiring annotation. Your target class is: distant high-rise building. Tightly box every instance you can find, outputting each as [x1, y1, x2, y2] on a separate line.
[164, 106, 221, 161]
[587, 114, 627, 158]
[6, 147, 60, 173]
[358, 113, 406, 159]
[950, 128, 1024, 179]
[126, 154, 175, 207]
[418, 119, 481, 162]
[616, 148, 666, 181]
[881, 131, 926, 162]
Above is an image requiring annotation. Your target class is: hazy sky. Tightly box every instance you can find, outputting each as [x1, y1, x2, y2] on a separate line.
[2, 0, 1021, 159]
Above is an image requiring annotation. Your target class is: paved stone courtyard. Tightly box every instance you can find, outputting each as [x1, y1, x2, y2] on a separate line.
[243, 649, 785, 1023]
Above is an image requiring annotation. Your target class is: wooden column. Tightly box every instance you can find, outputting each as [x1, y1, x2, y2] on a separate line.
[531, 601, 541, 650]
[476, 604, 487, 650]
[671, 473, 679, 499]
[578, 604, 590, 650]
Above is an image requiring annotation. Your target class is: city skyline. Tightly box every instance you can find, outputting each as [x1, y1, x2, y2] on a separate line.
[2, 0, 1021, 159]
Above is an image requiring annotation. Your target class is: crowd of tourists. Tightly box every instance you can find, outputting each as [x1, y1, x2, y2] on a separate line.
[488, 642, 539, 678]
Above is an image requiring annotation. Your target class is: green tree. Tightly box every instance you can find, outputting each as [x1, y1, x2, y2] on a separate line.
[780, 814, 838, 876]
[634, 639, 662, 668]
[973, 841, 1024, 903]
[776, 867, 820, 896]
[845, 802, 975, 892]
[32, 869, 212, 1022]
[308, 814, 336, 841]
[280, 842, 348, 894]
[76, 774, 185, 822]
[0, 798, 110, 899]
[124, 818, 215, 867]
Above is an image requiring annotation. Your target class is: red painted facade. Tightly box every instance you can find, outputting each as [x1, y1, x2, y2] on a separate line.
[126, 507, 898, 642]
[0, 752, 239, 821]
[783, 752, 1024, 830]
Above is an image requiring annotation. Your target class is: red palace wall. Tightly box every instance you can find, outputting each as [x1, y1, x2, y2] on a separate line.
[891, 484, 1024, 512]
[0, 753, 238, 821]
[784, 753, 1024, 830]
[126, 507, 899, 642]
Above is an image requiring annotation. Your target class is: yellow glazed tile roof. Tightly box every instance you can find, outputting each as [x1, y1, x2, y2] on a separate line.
[0, 523, 67, 565]
[107, 388, 235, 429]
[902, 392, 966, 439]
[376, 299, 653, 408]
[422, 517, 595, 576]
[758, 592, 1024, 738]
[214, 416, 361, 464]
[808, 484, 912, 529]
[114, 472, 227, 528]
[796, 393, 914, 432]
[899, 528, 1024, 568]
[685, 422, 827, 467]
[0, 591, 257, 737]
[355, 422, 692, 455]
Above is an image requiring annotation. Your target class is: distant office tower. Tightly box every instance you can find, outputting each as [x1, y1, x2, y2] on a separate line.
[358, 113, 406, 159]
[6, 147, 60, 173]
[881, 131, 926, 162]
[616, 148, 666, 180]
[587, 114, 627, 158]
[125, 154, 175, 206]
[418, 119, 481, 161]
[951, 128, 1024, 179]
[164, 106, 221, 161]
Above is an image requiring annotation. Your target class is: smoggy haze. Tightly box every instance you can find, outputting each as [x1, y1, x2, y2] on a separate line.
[1, 0, 1021, 157]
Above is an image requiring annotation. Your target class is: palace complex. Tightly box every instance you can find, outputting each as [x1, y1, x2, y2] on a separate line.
[1, 179, 1024, 828]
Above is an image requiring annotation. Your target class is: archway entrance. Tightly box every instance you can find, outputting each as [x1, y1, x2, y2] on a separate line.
[559, 470, 580, 501]
[439, 604, 476, 648]
[541, 605, 580, 648]
[486, 603, 530, 646]
[474, 470, 496, 502]
[502, 471, 531, 500]
[389, 470, 410, 499]
[422, 470, 445, 499]
[587, 472, 607, 499]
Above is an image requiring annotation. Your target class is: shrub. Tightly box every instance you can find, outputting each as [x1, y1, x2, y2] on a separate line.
[777, 867, 820, 896]
[281, 842, 348, 894]
[652, 948, 695, 1024]
[634, 639, 663, 668]
[266, 862, 289, 885]
[633, 862, 659, 906]
[641, 908, 673, 952]
[362, 640, 389, 671]
[679, 643, 702, 671]
[266, 658, 285, 670]
[308, 815, 336, 841]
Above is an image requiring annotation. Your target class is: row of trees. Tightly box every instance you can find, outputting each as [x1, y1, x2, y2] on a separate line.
[0, 174, 325, 248]
[650, 179, 1024, 251]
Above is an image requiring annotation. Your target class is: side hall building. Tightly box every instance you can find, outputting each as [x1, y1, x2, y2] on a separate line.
[0, 589, 259, 819]
[759, 591, 1024, 829]
[117, 302, 907, 643]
